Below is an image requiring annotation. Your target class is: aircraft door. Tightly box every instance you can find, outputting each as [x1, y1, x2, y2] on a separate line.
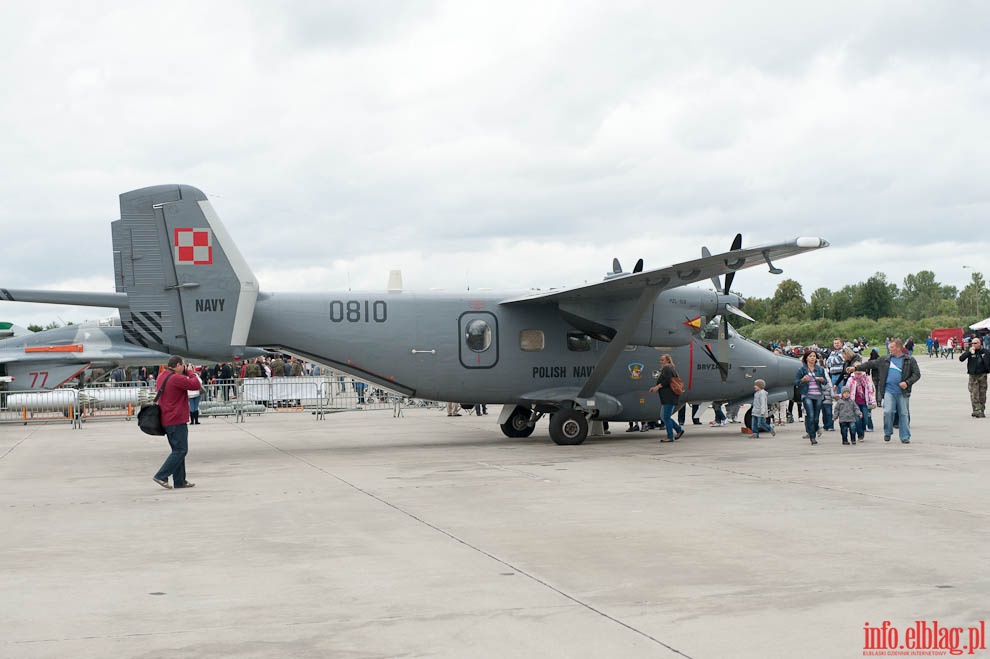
[459, 312, 498, 369]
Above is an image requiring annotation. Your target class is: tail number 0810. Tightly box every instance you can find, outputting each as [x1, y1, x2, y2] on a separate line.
[329, 300, 388, 323]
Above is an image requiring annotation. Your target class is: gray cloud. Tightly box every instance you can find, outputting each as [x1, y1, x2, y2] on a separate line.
[1, 1, 987, 329]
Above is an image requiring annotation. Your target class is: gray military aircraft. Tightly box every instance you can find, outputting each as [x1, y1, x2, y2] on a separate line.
[0, 317, 263, 391]
[0, 319, 171, 390]
[1, 184, 827, 443]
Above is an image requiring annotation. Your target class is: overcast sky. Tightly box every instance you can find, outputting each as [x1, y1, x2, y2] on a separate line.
[2, 1, 988, 328]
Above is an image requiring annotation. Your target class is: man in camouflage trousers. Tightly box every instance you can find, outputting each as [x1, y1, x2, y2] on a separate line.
[959, 337, 990, 418]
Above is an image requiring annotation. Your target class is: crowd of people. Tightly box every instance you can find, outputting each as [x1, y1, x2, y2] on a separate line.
[617, 330, 990, 447]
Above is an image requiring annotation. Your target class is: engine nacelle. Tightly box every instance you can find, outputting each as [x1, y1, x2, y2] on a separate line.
[559, 288, 739, 348]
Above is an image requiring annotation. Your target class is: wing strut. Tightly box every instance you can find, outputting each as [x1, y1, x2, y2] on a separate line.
[576, 283, 663, 400]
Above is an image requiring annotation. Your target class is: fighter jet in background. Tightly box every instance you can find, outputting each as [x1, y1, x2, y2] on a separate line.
[0, 319, 170, 390]
[0, 317, 263, 390]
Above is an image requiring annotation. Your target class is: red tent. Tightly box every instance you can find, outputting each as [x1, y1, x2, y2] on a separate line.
[930, 327, 963, 345]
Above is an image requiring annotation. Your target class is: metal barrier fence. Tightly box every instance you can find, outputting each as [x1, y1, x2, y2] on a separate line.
[78, 383, 155, 424]
[0, 377, 445, 428]
[1, 388, 82, 428]
[0, 382, 158, 428]
[200, 376, 444, 416]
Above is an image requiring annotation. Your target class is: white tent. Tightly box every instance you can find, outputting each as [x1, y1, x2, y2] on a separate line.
[969, 317, 990, 331]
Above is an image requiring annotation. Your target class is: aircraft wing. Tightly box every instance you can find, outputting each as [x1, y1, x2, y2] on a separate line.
[499, 237, 828, 305]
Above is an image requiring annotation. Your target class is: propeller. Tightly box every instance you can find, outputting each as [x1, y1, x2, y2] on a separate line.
[723, 233, 743, 295]
[697, 233, 745, 381]
[702, 246, 721, 291]
[605, 257, 644, 279]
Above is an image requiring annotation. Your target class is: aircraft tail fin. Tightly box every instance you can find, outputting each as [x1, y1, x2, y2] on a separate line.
[111, 185, 258, 359]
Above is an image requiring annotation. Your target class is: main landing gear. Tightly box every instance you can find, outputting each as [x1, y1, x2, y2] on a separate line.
[548, 408, 588, 445]
[500, 406, 536, 438]
[499, 404, 591, 445]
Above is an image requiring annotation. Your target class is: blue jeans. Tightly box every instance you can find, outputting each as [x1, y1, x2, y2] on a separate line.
[839, 421, 855, 442]
[855, 403, 871, 437]
[662, 404, 683, 439]
[822, 403, 834, 430]
[713, 404, 726, 423]
[751, 415, 773, 435]
[802, 398, 823, 437]
[155, 423, 189, 485]
[883, 392, 911, 441]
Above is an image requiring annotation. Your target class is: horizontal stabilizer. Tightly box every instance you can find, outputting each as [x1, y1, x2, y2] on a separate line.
[0, 289, 128, 308]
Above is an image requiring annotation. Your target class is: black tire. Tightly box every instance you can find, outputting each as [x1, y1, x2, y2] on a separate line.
[743, 408, 752, 429]
[549, 409, 588, 445]
[500, 406, 535, 438]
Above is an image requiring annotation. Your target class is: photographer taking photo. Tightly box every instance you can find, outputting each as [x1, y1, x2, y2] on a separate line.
[152, 356, 203, 490]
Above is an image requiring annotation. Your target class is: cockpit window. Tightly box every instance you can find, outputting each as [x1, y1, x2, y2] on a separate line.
[465, 319, 492, 352]
[702, 317, 736, 340]
[567, 332, 591, 352]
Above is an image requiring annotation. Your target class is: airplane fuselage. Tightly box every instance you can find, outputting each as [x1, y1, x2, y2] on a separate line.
[242, 288, 799, 421]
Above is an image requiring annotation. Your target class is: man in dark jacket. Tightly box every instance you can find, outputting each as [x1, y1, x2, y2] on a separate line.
[959, 337, 990, 418]
[850, 338, 921, 443]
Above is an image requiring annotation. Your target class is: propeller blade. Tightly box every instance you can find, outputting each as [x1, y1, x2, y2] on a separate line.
[723, 233, 742, 294]
[715, 310, 732, 382]
[725, 303, 755, 323]
[701, 341, 729, 382]
[702, 246, 722, 290]
[633, 258, 644, 273]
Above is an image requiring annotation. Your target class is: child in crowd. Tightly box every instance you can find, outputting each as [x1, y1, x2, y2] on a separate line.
[820, 376, 836, 432]
[845, 369, 877, 441]
[750, 379, 775, 438]
[833, 388, 863, 445]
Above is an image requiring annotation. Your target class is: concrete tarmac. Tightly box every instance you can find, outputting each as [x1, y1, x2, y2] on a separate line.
[1, 355, 988, 658]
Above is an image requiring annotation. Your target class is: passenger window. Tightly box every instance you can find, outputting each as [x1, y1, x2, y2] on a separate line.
[465, 319, 492, 352]
[520, 329, 545, 352]
[567, 332, 591, 352]
[702, 318, 720, 340]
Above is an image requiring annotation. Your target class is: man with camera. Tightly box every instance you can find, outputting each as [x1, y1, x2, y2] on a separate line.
[152, 356, 203, 489]
[960, 337, 990, 418]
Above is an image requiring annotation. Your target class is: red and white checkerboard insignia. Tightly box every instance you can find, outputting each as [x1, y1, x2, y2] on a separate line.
[173, 228, 213, 265]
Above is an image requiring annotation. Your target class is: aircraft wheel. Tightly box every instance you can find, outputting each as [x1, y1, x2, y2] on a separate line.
[743, 408, 752, 429]
[500, 406, 535, 438]
[549, 409, 588, 445]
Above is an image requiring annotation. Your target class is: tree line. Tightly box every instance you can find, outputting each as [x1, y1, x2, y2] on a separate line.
[736, 270, 989, 346]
